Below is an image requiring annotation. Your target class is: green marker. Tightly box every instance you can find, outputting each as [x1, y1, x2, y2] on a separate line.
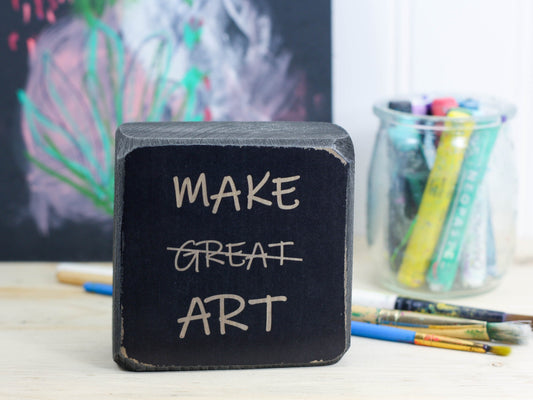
[426, 116, 501, 292]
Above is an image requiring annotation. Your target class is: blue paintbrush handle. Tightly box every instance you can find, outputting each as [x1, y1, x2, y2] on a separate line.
[351, 321, 415, 343]
[83, 282, 113, 296]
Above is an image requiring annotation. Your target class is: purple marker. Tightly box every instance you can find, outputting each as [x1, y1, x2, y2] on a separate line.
[411, 96, 431, 115]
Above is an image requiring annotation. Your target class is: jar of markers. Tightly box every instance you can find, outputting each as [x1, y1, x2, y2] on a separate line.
[368, 94, 517, 297]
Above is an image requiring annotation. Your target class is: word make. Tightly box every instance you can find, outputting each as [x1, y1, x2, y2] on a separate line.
[173, 171, 300, 214]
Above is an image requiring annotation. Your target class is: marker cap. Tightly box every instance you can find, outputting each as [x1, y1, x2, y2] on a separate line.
[388, 100, 412, 113]
[431, 97, 458, 116]
[459, 98, 480, 111]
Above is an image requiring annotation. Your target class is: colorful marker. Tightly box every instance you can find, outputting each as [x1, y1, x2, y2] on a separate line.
[411, 96, 431, 116]
[426, 121, 500, 291]
[388, 100, 412, 113]
[459, 184, 489, 289]
[459, 98, 480, 111]
[386, 114, 430, 264]
[486, 209, 497, 276]
[430, 97, 458, 116]
[397, 108, 474, 288]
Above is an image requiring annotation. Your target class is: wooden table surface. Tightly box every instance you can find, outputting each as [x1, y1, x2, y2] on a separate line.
[2, 241, 533, 400]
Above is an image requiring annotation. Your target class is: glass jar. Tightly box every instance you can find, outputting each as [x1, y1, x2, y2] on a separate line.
[368, 95, 517, 297]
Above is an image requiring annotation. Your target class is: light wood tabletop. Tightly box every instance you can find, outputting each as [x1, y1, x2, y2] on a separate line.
[2, 240, 533, 399]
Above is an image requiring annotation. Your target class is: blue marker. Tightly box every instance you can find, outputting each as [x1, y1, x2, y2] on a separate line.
[83, 282, 113, 296]
[459, 98, 480, 111]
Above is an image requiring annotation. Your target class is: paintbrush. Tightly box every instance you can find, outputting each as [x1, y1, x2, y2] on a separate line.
[351, 321, 511, 356]
[56, 263, 113, 286]
[352, 305, 531, 344]
[352, 289, 533, 328]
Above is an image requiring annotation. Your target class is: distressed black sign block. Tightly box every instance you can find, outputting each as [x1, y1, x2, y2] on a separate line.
[112, 122, 354, 371]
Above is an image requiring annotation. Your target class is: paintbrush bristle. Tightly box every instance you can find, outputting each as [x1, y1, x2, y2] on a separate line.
[504, 314, 533, 329]
[487, 321, 532, 344]
[488, 345, 511, 356]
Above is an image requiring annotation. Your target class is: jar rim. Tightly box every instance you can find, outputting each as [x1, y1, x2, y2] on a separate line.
[373, 94, 516, 131]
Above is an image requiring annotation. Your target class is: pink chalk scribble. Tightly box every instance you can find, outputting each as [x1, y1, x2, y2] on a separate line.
[8, 0, 67, 54]
[34, 0, 45, 20]
[46, 9, 56, 24]
[25, 37, 36, 57]
[8, 32, 19, 51]
[22, 3, 32, 23]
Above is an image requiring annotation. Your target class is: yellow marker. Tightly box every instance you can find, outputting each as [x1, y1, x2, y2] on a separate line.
[397, 109, 474, 287]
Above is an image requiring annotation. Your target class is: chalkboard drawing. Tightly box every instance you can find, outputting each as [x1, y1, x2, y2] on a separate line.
[17, 0, 308, 234]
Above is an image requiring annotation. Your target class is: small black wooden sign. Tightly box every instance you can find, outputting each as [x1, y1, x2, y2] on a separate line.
[112, 122, 354, 371]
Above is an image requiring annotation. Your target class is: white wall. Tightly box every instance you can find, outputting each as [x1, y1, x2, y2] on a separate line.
[333, 0, 533, 242]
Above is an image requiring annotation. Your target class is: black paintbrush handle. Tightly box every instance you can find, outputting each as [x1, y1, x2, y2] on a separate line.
[394, 297, 506, 323]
